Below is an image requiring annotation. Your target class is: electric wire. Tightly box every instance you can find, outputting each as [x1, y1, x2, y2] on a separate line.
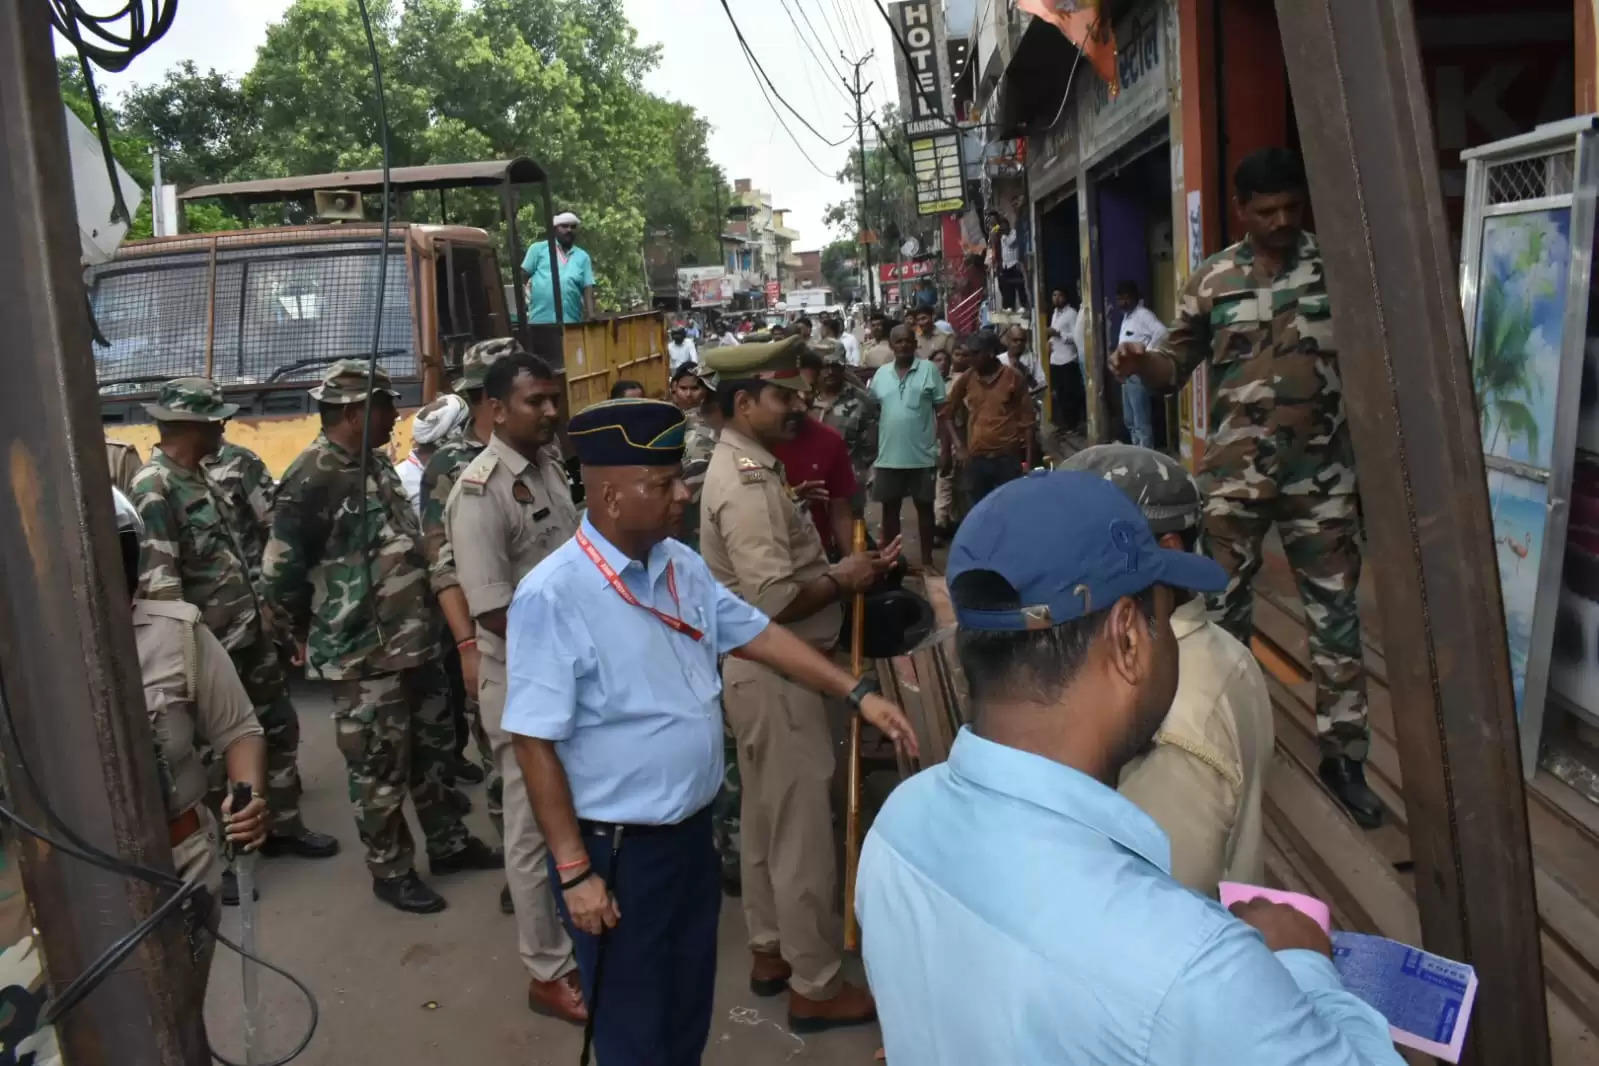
[718, 0, 852, 148]
[48, 1, 178, 224]
[780, 0, 850, 91]
[866, 0, 959, 128]
[0, 662, 317, 1064]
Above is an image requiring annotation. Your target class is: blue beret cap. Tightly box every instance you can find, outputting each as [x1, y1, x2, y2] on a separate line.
[569, 398, 687, 467]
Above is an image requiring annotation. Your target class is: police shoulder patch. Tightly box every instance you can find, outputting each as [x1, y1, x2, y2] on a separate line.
[459, 449, 500, 495]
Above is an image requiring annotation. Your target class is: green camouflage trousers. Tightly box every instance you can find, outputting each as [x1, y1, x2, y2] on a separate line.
[227, 637, 303, 832]
[329, 662, 470, 879]
[465, 694, 503, 839]
[1202, 492, 1370, 760]
[712, 717, 741, 881]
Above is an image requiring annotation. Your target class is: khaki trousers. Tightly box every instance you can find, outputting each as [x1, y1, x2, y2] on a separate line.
[723, 656, 841, 998]
[481, 669, 576, 983]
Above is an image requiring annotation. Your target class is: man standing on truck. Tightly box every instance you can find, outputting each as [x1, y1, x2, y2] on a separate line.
[521, 211, 596, 325]
[264, 360, 502, 913]
[130, 378, 338, 895]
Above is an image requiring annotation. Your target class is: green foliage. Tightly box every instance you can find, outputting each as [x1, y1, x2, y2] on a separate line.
[820, 239, 859, 300]
[55, 0, 731, 310]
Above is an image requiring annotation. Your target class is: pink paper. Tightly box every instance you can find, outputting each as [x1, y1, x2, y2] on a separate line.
[1218, 882, 1332, 935]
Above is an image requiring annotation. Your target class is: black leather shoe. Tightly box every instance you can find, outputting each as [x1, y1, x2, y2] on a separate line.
[454, 760, 486, 786]
[1319, 756, 1384, 828]
[500, 883, 514, 914]
[220, 869, 259, 906]
[447, 788, 472, 815]
[430, 837, 504, 875]
[260, 827, 341, 860]
[372, 871, 447, 914]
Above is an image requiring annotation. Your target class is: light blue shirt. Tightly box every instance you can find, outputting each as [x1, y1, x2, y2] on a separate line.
[520, 241, 594, 324]
[857, 729, 1404, 1066]
[869, 358, 947, 469]
[503, 517, 769, 824]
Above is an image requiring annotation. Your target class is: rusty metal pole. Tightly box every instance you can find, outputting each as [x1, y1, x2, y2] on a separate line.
[0, 7, 208, 1063]
[1274, 2, 1549, 1063]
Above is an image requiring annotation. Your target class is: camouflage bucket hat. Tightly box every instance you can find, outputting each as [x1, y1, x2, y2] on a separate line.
[309, 358, 400, 405]
[142, 376, 239, 422]
[1060, 443, 1204, 535]
[455, 337, 523, 391]
[810, 339, 847, 366]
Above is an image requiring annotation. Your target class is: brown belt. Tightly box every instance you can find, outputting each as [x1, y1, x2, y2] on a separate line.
[168, 806, 201, 847]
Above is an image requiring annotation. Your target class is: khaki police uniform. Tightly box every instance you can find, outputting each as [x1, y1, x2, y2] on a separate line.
[107, 439, 142, 495]
[701, 424, 847, 999]
[134, 596, 262, 1000]
[446, 432, 579, 983]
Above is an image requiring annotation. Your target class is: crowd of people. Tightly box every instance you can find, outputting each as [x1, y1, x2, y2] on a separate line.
[97, 146, 1396, 1064]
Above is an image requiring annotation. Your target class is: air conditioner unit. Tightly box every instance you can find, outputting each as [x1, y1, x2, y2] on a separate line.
[314, 189, 364, 221]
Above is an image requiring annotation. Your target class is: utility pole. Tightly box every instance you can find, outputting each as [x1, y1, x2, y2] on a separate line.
[845, 52, 876, 309]
[0, 7, 209, 1063]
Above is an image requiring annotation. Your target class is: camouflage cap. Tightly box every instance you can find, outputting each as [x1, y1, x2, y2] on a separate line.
[1059, 443, 1204, 535]
[309, 358, 400, 405]
[454, 337, 523, 392]
[142, 376, 239, 423]
[702, 335, 807, 391]
[809, 339, 847, 366]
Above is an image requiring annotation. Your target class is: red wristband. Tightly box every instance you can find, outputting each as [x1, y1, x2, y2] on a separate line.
[456, 637, 477, 650]
[555, 858, 588, 872]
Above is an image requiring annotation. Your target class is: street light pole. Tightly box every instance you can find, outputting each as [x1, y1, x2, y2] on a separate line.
[845, 53, 876, 309]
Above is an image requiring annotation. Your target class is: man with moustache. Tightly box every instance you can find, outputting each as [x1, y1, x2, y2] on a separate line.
[446, 352, 585, 1022]
[521, 210, 596, 324]
[503, 397, 918, 1064]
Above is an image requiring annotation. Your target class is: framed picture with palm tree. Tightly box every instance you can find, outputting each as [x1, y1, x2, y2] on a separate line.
[1459, 116, 1599, 779]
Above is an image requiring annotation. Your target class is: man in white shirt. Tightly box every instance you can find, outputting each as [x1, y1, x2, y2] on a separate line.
[825, 315, 862, 366]
[668, 326, 698, 371]
[1115, 281, 1168, 448]
[1048, 286, 1086, 434]
[999, 325, 1046, 392]
[993, 215, 1027, 310]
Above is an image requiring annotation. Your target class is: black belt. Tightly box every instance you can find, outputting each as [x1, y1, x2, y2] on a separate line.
[578, 803, 711, 840]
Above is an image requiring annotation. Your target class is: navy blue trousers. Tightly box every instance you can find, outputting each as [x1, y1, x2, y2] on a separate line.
[550, 805, 720, 1066]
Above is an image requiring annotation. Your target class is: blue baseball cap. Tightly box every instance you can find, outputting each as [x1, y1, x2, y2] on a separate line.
[947, 470, 1228, 631]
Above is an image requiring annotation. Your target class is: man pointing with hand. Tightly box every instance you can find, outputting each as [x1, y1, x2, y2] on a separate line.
[504, 397, 917, 1066]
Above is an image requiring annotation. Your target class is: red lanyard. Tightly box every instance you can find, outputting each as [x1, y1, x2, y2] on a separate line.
[575, 528, 705, 642]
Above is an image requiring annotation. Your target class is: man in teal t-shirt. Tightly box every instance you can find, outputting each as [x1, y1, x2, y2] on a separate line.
[521, 211, 596, 324]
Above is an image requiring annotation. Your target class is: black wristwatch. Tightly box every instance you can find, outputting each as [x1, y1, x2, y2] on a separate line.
[846, 675, 879, 710]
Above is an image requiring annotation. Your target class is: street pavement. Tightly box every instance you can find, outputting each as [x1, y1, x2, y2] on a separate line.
[202, 682, 884, 1066]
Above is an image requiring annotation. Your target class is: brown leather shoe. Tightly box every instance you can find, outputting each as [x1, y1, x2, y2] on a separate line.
[528, 973, 588, 1026]
[750, 946, 792, 997]
[788, 980, 877, 1033]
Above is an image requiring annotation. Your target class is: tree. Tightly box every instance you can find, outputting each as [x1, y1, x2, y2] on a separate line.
[824, 107, 930, 301]
[56, 0, 734, 309]
[820, 239, 859, 301]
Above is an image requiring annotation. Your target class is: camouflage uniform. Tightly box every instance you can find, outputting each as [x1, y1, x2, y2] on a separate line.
[811, 375, 879, 497]
[262, 360, 471, 878]
[131, 379, 305, 833]
[1147, 231, 1367, 759]
[418, 338, 514, 836]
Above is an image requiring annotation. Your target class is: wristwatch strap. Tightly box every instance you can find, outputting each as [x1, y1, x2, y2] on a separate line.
[846, 675, 879, 710]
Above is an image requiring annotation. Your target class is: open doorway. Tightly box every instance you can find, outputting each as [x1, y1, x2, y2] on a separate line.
[1092, 138, 1177, 449]
[1038, 190, 1083, 433]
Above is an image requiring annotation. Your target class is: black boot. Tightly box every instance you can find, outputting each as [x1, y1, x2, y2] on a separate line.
[430, 836, 504, 875]
[260, 826, 341, 859]
[1319, 756, 1384, 828]
[454, 760, 486, 786]
[500, 883, 514, 914]
[372, 871, 447, 914]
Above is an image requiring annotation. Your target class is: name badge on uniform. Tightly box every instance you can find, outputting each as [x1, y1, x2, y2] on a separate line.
[512, 481, 534, 504]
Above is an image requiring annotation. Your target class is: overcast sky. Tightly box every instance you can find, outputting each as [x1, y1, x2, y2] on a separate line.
[68, 0, 914, 251]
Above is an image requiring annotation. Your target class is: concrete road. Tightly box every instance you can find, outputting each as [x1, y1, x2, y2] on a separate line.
[202, 683, 885, 1066]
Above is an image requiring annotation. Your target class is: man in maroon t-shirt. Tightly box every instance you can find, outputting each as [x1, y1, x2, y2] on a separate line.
[770, 414, 858, 558]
